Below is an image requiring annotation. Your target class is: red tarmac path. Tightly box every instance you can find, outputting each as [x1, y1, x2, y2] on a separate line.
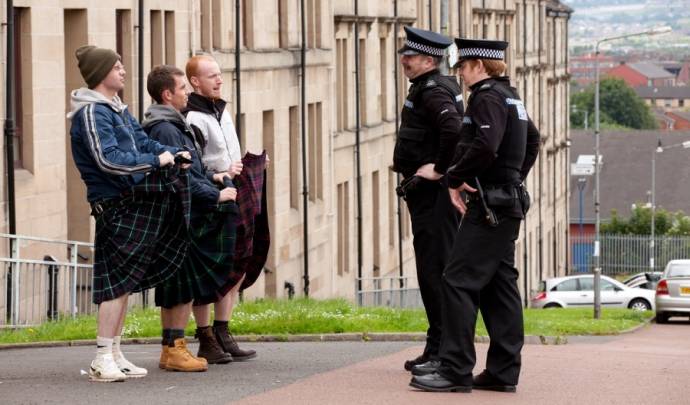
[235, 323, 690, 405]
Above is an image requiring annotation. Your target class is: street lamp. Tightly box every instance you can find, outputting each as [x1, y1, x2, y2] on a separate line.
[650, 139, 690, 275]
[577, 177, 587, 272]
[593, 25, 672, 319]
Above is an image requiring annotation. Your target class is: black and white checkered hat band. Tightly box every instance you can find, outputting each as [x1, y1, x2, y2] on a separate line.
[459, 47, 505, 60]
[406, 39, 446, 56]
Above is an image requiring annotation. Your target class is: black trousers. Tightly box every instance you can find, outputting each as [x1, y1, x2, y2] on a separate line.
[438, 204, 524, 386]
[405, 180, 459, 357]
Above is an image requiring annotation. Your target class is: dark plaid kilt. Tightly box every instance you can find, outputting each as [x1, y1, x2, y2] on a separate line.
[238, 179, 270, 291]
[234, 152, 266, 259]
[155, 201, 241, 308]
[215, 152, 270, 296]
[92, 168, 191, 305]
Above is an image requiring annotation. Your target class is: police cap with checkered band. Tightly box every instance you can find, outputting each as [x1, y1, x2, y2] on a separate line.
[397, 26, 452, 57]
[453, 38, 509, 65]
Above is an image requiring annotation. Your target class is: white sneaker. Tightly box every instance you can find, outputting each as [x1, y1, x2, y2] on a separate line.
[114, 355, 148, 378]
[89, 354, 126, 382]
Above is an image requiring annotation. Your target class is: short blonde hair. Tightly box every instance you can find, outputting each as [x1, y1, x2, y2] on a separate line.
[462, 59, 507, 77]
[185, 54, 217, 81]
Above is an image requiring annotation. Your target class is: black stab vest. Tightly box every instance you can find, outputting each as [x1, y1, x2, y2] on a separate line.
[461, 79, 528, 185]
[393, 73, 464, 177]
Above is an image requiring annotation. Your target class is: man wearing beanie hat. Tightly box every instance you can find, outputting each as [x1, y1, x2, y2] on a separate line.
[75, 45, 122, 89]
[393, 26, 464, 375]
[67, 45, 193, 382]
[410, 38, 540, 394]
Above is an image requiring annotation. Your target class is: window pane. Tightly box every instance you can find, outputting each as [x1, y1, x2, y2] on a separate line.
[553, 279, 578, 292]
[579, 277, 593, 291]
[669, 264, 690, 278]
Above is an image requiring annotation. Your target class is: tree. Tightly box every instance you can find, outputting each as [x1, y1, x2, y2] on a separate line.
[601, 205, 690, 236]
[570, 78, 658, 130]
[600, 205, 690, 273]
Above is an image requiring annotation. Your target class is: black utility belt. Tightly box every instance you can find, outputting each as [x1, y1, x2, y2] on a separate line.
[396, 175, 444, 200]
[91, 193, 134, 216]
[482, 184, 521, 208]
[469, 183, 530, 215]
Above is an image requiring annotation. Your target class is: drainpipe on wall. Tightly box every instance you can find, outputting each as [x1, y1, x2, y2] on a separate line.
[138, 0, 144, 121]
[481, 0, 485, 37]
[537, 1, 544, 285]
[522, 0, 529, 307]
[394, 0, 405, 287]
[137, 0, 148, 307]
[300, 0, 310, 296]
[235, 0, 242, 141]
[504, 0, 507, 40]
[4, 0, 17, 323]
[564, 12, 571, 275]
[354, 0, 363, 293]
[189, 0, 195, 57]
[552, 9, 558, 279]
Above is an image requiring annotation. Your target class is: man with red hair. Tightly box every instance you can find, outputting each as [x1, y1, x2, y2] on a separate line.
[183, 55, 259, 364]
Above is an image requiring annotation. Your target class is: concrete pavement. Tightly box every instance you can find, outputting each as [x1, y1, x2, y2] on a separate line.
[1, 322, 688, 405]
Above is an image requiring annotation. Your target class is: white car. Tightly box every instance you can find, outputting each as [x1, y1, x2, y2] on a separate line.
[655, 260, 690, 323]
[531, 274, 656, 311]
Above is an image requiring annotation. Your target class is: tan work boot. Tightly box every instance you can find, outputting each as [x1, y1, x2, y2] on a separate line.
[159, 345, 169, 370]
[165, 338, 208, 372]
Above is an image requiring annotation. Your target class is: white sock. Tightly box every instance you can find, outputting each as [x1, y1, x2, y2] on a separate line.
[96, 336, 113, 358]
[112, 335, 124, 360]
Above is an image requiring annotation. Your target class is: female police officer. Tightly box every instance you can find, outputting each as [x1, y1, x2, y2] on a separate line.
[411, 38, 540, 393]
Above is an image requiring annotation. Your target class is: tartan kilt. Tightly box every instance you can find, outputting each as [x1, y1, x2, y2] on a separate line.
[217, 167, 270, 296]
[155, 201, 242, 308]
[238, 184, 270, 291]
[92, 168, 191, 305]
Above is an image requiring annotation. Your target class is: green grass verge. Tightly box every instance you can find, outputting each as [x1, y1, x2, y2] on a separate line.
[0, 299, 652, 344]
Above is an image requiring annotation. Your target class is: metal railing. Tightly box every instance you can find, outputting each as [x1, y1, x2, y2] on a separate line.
[1, 233, 152, 328]
[570, 234, 690, 275]
[355, 276, 423, 308]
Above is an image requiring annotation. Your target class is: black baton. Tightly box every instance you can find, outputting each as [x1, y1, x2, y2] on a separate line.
[474, 177, 498, 227]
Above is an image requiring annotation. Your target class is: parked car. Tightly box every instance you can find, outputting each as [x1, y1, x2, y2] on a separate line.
[622, 272, 663, 290]
[655, 260, 690, 323]
[531, 275, 655, 311]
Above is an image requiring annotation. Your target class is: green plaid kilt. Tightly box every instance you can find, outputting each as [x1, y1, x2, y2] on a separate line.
[92, 168, 191, 305]
[154, 201, 240, 308]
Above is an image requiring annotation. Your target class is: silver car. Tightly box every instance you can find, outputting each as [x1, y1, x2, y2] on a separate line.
[655, 260, 690, 323]
[531, 274, 656, 311]
[622, 272, 663, 290]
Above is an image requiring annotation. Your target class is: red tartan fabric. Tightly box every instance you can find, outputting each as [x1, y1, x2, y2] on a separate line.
[219, 151, 270, 294]
[237, 176, 270, 291]
[234, 152, 267, 259]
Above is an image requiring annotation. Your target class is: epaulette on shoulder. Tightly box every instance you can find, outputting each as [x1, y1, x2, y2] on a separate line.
[425, 78, 438, 88]
[477, 82, 494, 91]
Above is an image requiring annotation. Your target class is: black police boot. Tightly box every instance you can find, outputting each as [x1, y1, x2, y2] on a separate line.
[411, 359, 441, 376]
[409, 372, 472, 393]
[403, 353, 430, 371]
[473, 370, 517, 393]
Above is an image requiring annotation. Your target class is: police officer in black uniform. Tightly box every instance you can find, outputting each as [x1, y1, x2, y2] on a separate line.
[410, 38, 540, 393]
[393, 26, 464, 372]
